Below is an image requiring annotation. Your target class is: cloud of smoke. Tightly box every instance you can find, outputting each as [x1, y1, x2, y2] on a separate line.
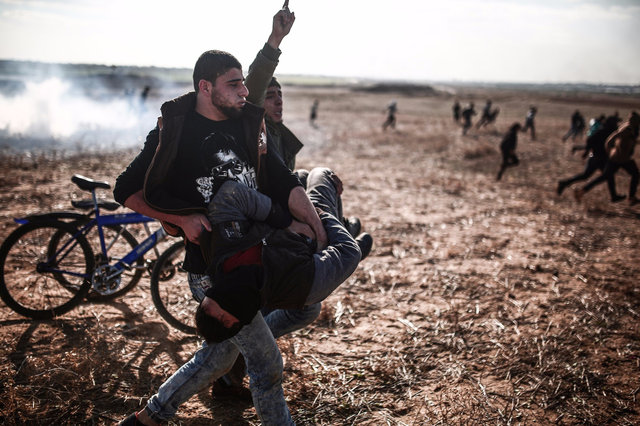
[0, 76, 161, 152]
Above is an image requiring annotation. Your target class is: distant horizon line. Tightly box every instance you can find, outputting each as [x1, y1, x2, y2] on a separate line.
[0, 58, 639, 89]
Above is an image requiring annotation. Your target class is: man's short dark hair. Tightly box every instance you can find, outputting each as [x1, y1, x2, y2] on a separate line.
[268, 77, 281, 89]
[193, 50, 242, 92]
[195, 302, 243, 343]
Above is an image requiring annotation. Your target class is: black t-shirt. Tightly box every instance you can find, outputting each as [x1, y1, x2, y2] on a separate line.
[177, 112, 259, 272]
[168, 112, 255, 206]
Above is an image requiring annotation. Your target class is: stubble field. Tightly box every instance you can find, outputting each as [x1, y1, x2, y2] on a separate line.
[1, 83, 640, 425]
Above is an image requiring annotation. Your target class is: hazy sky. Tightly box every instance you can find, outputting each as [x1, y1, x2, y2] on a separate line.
[1, 0, 639, 84]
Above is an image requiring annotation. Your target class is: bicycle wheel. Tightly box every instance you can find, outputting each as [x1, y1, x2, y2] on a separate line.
[0, 221, 94, 319]
[49, 223, 144, 301]
[150, 241, 197, 334]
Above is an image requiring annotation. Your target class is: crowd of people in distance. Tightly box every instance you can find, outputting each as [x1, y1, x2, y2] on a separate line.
[565, 111, 639, 206]
[450, 98, 638, 204]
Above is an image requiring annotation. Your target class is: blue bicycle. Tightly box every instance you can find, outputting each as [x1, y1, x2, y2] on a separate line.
[0, 174, 169, 320]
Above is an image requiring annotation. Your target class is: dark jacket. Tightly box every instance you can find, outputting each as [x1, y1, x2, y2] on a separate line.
[202, 180, 315, 310]
[265, 120, 303, 171]
[206, 228, 315, 310]
[500, 129, 518, 152]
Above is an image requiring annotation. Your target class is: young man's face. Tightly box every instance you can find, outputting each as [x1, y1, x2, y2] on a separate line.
[264, 85, 283, 123]
[208, 68, 249, 119]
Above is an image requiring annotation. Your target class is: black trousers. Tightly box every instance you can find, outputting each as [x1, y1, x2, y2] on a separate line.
[583, 160, 639, 199]
[559, 156, 606, 188]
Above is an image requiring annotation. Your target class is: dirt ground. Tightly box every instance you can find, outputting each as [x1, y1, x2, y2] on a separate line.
[1, 84, 640, 425]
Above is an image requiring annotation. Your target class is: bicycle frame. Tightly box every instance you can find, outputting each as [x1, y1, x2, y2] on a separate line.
[78, 212, 167, 281]
[15, 210, 167, 284]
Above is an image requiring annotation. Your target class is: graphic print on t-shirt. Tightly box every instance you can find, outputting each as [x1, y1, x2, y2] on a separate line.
[196, 132, 257, 203]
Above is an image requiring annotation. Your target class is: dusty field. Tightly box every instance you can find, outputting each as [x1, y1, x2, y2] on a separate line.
[1, 84, 640, 425]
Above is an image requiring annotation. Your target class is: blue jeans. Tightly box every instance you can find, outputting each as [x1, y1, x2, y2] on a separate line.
[144, 274, 299, 425]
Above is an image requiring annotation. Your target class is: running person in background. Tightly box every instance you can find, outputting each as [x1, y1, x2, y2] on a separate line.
[557, 114, 621, 197]
[587, 114, 605, 137]
[497, 123, 522, 180]
[562, 110, 586, 142]
[476, 100, 492, 129]
[452, 100, 461, 122]
[574, 112, 640, 206]
[521, 105, 537, 140]
[461, 102, 476, 135]
[382, 101, 397, 131]
[309, 99, 319, 127]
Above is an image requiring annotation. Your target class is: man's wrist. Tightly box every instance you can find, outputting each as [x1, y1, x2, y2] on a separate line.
[264, 40, 283, 57]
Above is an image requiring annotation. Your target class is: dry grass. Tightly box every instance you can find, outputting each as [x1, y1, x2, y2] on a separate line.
[1, 84, 639, 425]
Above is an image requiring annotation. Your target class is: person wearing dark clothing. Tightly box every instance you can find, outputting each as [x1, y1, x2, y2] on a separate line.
[382, 101, 397, 131]
[477, 106, 500, 129]
[461, 102, 476, 135]
[575, 112, 640, 205]
[497, 123, 522, 180]
[562, 110, 586, 142]
[572, 114, 606, 154]
[557, 115, 620, 196]
[197, 168, 371, 343]
[476, 100, 494, 129]
[521, 106, 537, 140]
[309, 99, 319, 126]
[452, 100, 461, 122]
[587, 114, 605, 137]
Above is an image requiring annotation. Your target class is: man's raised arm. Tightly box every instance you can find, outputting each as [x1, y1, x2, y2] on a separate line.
[245, 4, 295, 106]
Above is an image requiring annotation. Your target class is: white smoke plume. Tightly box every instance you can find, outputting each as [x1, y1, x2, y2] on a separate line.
[0, 69, 186, 153]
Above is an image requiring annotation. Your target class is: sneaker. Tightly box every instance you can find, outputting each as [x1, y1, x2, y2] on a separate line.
[611, 194, 626, 203]
[574, 188, 585, 202]
[343, 216, 361, 237]
[355, 233, 373, 260]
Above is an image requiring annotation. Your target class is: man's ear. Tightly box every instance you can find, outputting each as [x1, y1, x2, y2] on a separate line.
[198, 79, 211, 94]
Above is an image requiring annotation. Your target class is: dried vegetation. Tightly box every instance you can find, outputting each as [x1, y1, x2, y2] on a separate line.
[1, 85, 640, 425]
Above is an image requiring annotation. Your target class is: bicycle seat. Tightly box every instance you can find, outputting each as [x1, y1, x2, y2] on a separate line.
[71, 199, 121, 211]
[72, 174, 111, 191]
